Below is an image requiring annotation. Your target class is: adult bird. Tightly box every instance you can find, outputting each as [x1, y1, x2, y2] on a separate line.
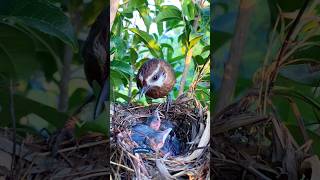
[50, 8, 109, 156]
[136, 58, 175, 114]
[82, 8, 109, 119]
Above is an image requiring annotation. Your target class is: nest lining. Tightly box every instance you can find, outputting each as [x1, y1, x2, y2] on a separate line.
[110, 95, 210, 179]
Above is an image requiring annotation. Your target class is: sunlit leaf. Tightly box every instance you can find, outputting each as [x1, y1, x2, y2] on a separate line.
[182, 0, 195, 20]
[114, 92, 130, 102]
[135, 58, 149, 70]
[111, 60, 133, 76]
[156, 5, 182, 23]
[189, 35, 203, 49]
[194, 55, 206, 65]
[138, 6, 152, 32]
[110, 69, 129, 87]
[161, 43, 174, 60]
[129, 28, 163, 58]
[130, 48, 138, 67]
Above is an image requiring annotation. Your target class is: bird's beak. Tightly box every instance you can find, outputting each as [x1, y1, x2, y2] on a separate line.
[161, 128, 172, 143]
[153, 108, 160, 119]
[138, 85, 150, 100]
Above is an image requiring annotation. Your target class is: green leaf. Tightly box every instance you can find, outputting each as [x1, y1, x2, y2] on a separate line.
[128, 0, 147, 9]
[129, 28, 163, 58]
[155, 5, 182, 23]
[169, 55, 185, 63]
[138, 6, 152, 32]
[121, 8, 133, 18]
[273, 86, 320, 111]
[286, 123, 320, 157]
[157, 21, 163, 35]
[82, 0, 106, 26]
[69, 88, 88, 111]
[78, 110, 109, 136]
[189, 34, 203, 49]
[111, 60, 133, 76]
[0, 0, 78, 51]
[111, 12, 122, 36]
[161, 43, 174, 60]
[212, 31, 233, 52]
[182, 0, 195, 20]
[279, 64, 320, 86]
[0, 23, 38, 79]
[293, 45, 320, 61]
[114, 92, 130, 102]
[36, 51, 57, 81]
[135, 58, 149, 70]
[129, 48, 138, 67]
[110, 69, 129, 87]
[0, 89, 68, 128]
[202, 45, 210, 54]
[194, 55, 206, 65]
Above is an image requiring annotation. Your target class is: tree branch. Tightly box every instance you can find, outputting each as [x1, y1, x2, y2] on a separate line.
[214, 0, 255, 115]
[58, 45, 73, 112]
[178, 4, 201, 96]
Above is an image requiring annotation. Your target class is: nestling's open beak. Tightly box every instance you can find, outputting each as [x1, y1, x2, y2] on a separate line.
[153, 108, 160, 119]
[161, 128, 172, 143]
[138, 85, 151, 100]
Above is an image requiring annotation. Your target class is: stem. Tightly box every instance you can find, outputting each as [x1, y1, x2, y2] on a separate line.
[289, 99, 311, 152]
[178, 3, 201, 96]
[214, 0, 255, 115]
[9, 79, 17, 179]
[57, 9, 82, 112]
[110, 0, 120, 30]
[269, 0, 311, 85]
[57, 45, 73, 112]
[178, 48, 193, 96]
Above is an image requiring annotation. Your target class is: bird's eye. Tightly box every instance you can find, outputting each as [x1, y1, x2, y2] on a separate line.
[152, 75, 158, 81]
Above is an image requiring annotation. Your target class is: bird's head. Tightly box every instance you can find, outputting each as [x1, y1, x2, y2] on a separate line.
[146, 108, 161, 130]
[137, 59, 168, 99]
[148, 128, 172, 151]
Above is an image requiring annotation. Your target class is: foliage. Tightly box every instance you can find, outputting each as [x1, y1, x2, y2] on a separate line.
[0, 0, 106, 136]
[214, 0, 320, 156]
[110, 0, 210, 106]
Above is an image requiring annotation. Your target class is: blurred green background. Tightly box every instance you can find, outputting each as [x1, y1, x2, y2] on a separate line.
[213, 0, 320, 155]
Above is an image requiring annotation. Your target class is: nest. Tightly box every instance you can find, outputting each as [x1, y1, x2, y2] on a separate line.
[110, 94, 210, 179]
[212, 90, 316, 179]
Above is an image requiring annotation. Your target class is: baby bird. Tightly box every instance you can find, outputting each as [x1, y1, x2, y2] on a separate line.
[145, 110, 181, 156]
[146, 108, 161, 131]
[131, 124, 172, 152]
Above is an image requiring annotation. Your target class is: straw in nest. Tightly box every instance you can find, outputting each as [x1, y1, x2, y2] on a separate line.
[110, 94, 210, 179]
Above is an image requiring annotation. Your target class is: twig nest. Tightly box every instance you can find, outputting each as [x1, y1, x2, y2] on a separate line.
[111, 94, 210, 179]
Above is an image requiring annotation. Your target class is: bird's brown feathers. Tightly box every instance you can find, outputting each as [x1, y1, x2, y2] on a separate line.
[137, 58, 175, 99]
